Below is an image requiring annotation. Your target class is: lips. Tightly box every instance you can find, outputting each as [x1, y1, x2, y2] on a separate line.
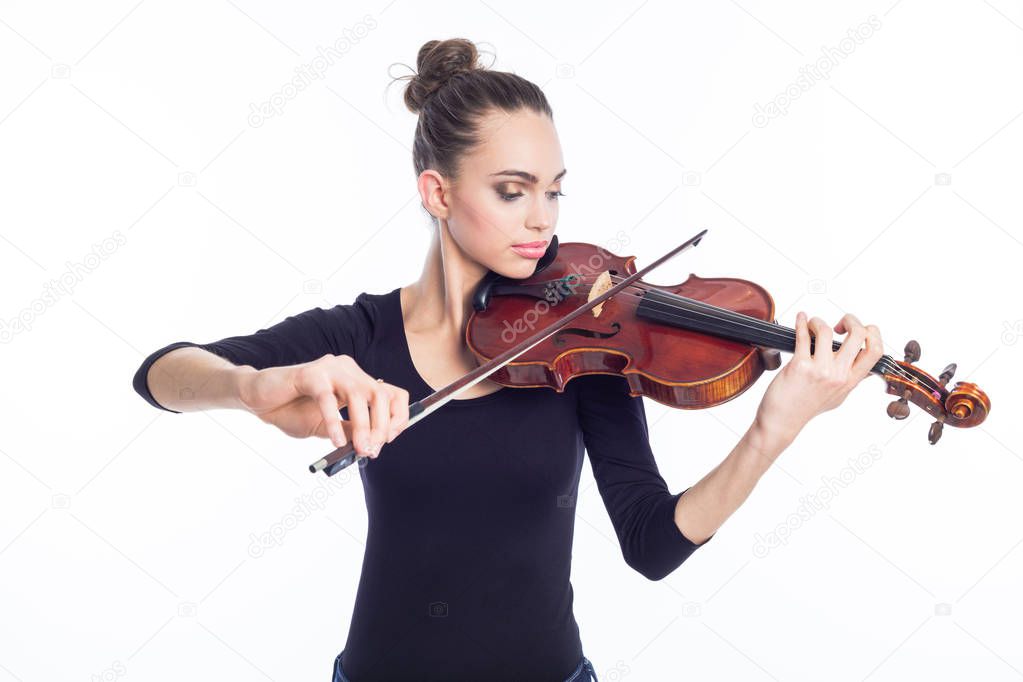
[510, 241, 548, 259]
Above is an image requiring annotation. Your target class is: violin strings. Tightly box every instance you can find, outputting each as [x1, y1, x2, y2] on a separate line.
[638, 290, 928, 390]
[621, 278, 932, 391]
[544, 272, 936, 393]
[532, 272, 857, 369]
[631, 284, 926, 389]
[604, 275, 936, 392]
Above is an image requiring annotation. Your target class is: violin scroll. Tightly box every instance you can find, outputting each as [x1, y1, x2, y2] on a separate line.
[883, 338, 990, 444]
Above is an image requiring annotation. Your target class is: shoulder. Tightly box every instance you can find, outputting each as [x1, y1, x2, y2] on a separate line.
[317, 287, 398, 356]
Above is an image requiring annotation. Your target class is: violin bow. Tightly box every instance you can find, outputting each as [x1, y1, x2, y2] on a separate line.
[309, 229, 709, 476]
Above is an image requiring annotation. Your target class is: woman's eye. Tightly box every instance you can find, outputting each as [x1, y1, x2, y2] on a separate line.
[497, 190, 565, 201]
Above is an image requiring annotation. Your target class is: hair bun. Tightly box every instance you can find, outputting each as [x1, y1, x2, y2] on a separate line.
[403, 38, 482, 113]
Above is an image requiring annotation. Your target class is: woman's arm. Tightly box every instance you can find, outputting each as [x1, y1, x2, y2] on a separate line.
[144, 345, 256, 412]
[673, 419, 791, 545]
[132, 300, 407, 455]
[673, 311, 883, 544]
[576, 373, 708, 581]
[132, 305, 361, 414]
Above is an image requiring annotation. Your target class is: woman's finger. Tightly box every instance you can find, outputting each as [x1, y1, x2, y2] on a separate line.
[835, 313, 867, 370]
[793, 311, 811, 361]
[315, 388, 346, 448]
[387, 386, 410, 443]
[807, 316, 833, 364]
[851, 323, 884, 379]
[345, 387, 372, 456]
[366, 382, 392, 457]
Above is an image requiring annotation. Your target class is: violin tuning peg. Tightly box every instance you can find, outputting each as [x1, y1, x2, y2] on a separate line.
[928, 419, 944, 445]
[938, 363, 957, 386]
[887, 397, 911, 420]
[887, 386, 912, 420]
[904, 340, 921, 364]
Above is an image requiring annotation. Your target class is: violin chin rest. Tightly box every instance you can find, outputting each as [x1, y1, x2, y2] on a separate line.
[471, 236, 560, 313]
[471, 269, 504, 312]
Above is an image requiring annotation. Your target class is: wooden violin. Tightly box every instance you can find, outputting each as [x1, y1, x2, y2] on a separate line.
[466, 236, 990, 445]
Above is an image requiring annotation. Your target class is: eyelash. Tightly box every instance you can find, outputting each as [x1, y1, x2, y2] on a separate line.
[498, 190, 566, 202]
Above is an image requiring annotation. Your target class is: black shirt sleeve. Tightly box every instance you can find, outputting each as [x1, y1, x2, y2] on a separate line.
[576, 373, 712, 580]
[132, 304, 369, 414]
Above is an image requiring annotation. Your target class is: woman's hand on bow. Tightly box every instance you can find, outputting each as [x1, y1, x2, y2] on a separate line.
[236, 354, 409, 458]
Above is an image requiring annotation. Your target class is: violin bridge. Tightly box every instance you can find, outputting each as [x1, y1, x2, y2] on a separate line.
[587, 271, 613, 317]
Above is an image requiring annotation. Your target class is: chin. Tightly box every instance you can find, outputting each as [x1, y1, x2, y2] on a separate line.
[489, 256, 538, 281]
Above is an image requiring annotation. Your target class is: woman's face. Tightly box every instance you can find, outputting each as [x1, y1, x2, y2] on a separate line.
[425, 108, 566, 279]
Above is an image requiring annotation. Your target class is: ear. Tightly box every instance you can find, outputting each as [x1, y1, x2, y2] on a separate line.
[418, 169, 450, 220]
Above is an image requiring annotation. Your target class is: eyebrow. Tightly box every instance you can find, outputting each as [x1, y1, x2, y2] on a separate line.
[489, 168, 567, 184]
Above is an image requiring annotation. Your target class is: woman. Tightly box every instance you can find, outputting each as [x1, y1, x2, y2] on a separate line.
[132, 38, 883, 682]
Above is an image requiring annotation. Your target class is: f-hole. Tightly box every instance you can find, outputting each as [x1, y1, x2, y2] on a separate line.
[553, 322, 622, 346]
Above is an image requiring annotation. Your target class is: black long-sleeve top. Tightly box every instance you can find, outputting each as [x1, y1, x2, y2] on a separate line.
[132, 286, 711, 681]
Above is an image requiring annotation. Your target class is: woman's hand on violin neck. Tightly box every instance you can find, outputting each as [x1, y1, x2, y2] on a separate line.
[236, 354, 410, 458]
[754, 311, 884, 445]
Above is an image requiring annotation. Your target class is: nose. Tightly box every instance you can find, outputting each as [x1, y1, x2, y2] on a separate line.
[526, 193, 554, 233]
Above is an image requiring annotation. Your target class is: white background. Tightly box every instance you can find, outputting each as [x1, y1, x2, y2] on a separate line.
[1, 1, 1021, 680]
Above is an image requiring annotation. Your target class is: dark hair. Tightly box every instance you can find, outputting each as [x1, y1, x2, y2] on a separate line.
[390, 38, 553, 181]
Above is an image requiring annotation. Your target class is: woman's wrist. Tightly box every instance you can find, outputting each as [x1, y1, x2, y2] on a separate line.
[230, 365, 260, 412]
[747, 416, 799, 464]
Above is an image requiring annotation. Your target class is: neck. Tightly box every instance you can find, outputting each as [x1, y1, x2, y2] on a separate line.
[403, 220, 489, 338]
[634, 286, 894, 376]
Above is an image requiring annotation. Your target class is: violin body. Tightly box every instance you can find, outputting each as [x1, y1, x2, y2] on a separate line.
[467, 242, 779, 409]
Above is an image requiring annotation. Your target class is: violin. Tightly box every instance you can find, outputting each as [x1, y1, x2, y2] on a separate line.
[310, 231, 990, 477]
[469, 235, 990, 440]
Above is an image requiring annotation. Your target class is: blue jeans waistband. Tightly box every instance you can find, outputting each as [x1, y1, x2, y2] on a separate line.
[332, 650, 599, 681]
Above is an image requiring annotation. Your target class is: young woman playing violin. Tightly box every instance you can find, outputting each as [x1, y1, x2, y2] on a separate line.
[133, 38, 884, 682]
